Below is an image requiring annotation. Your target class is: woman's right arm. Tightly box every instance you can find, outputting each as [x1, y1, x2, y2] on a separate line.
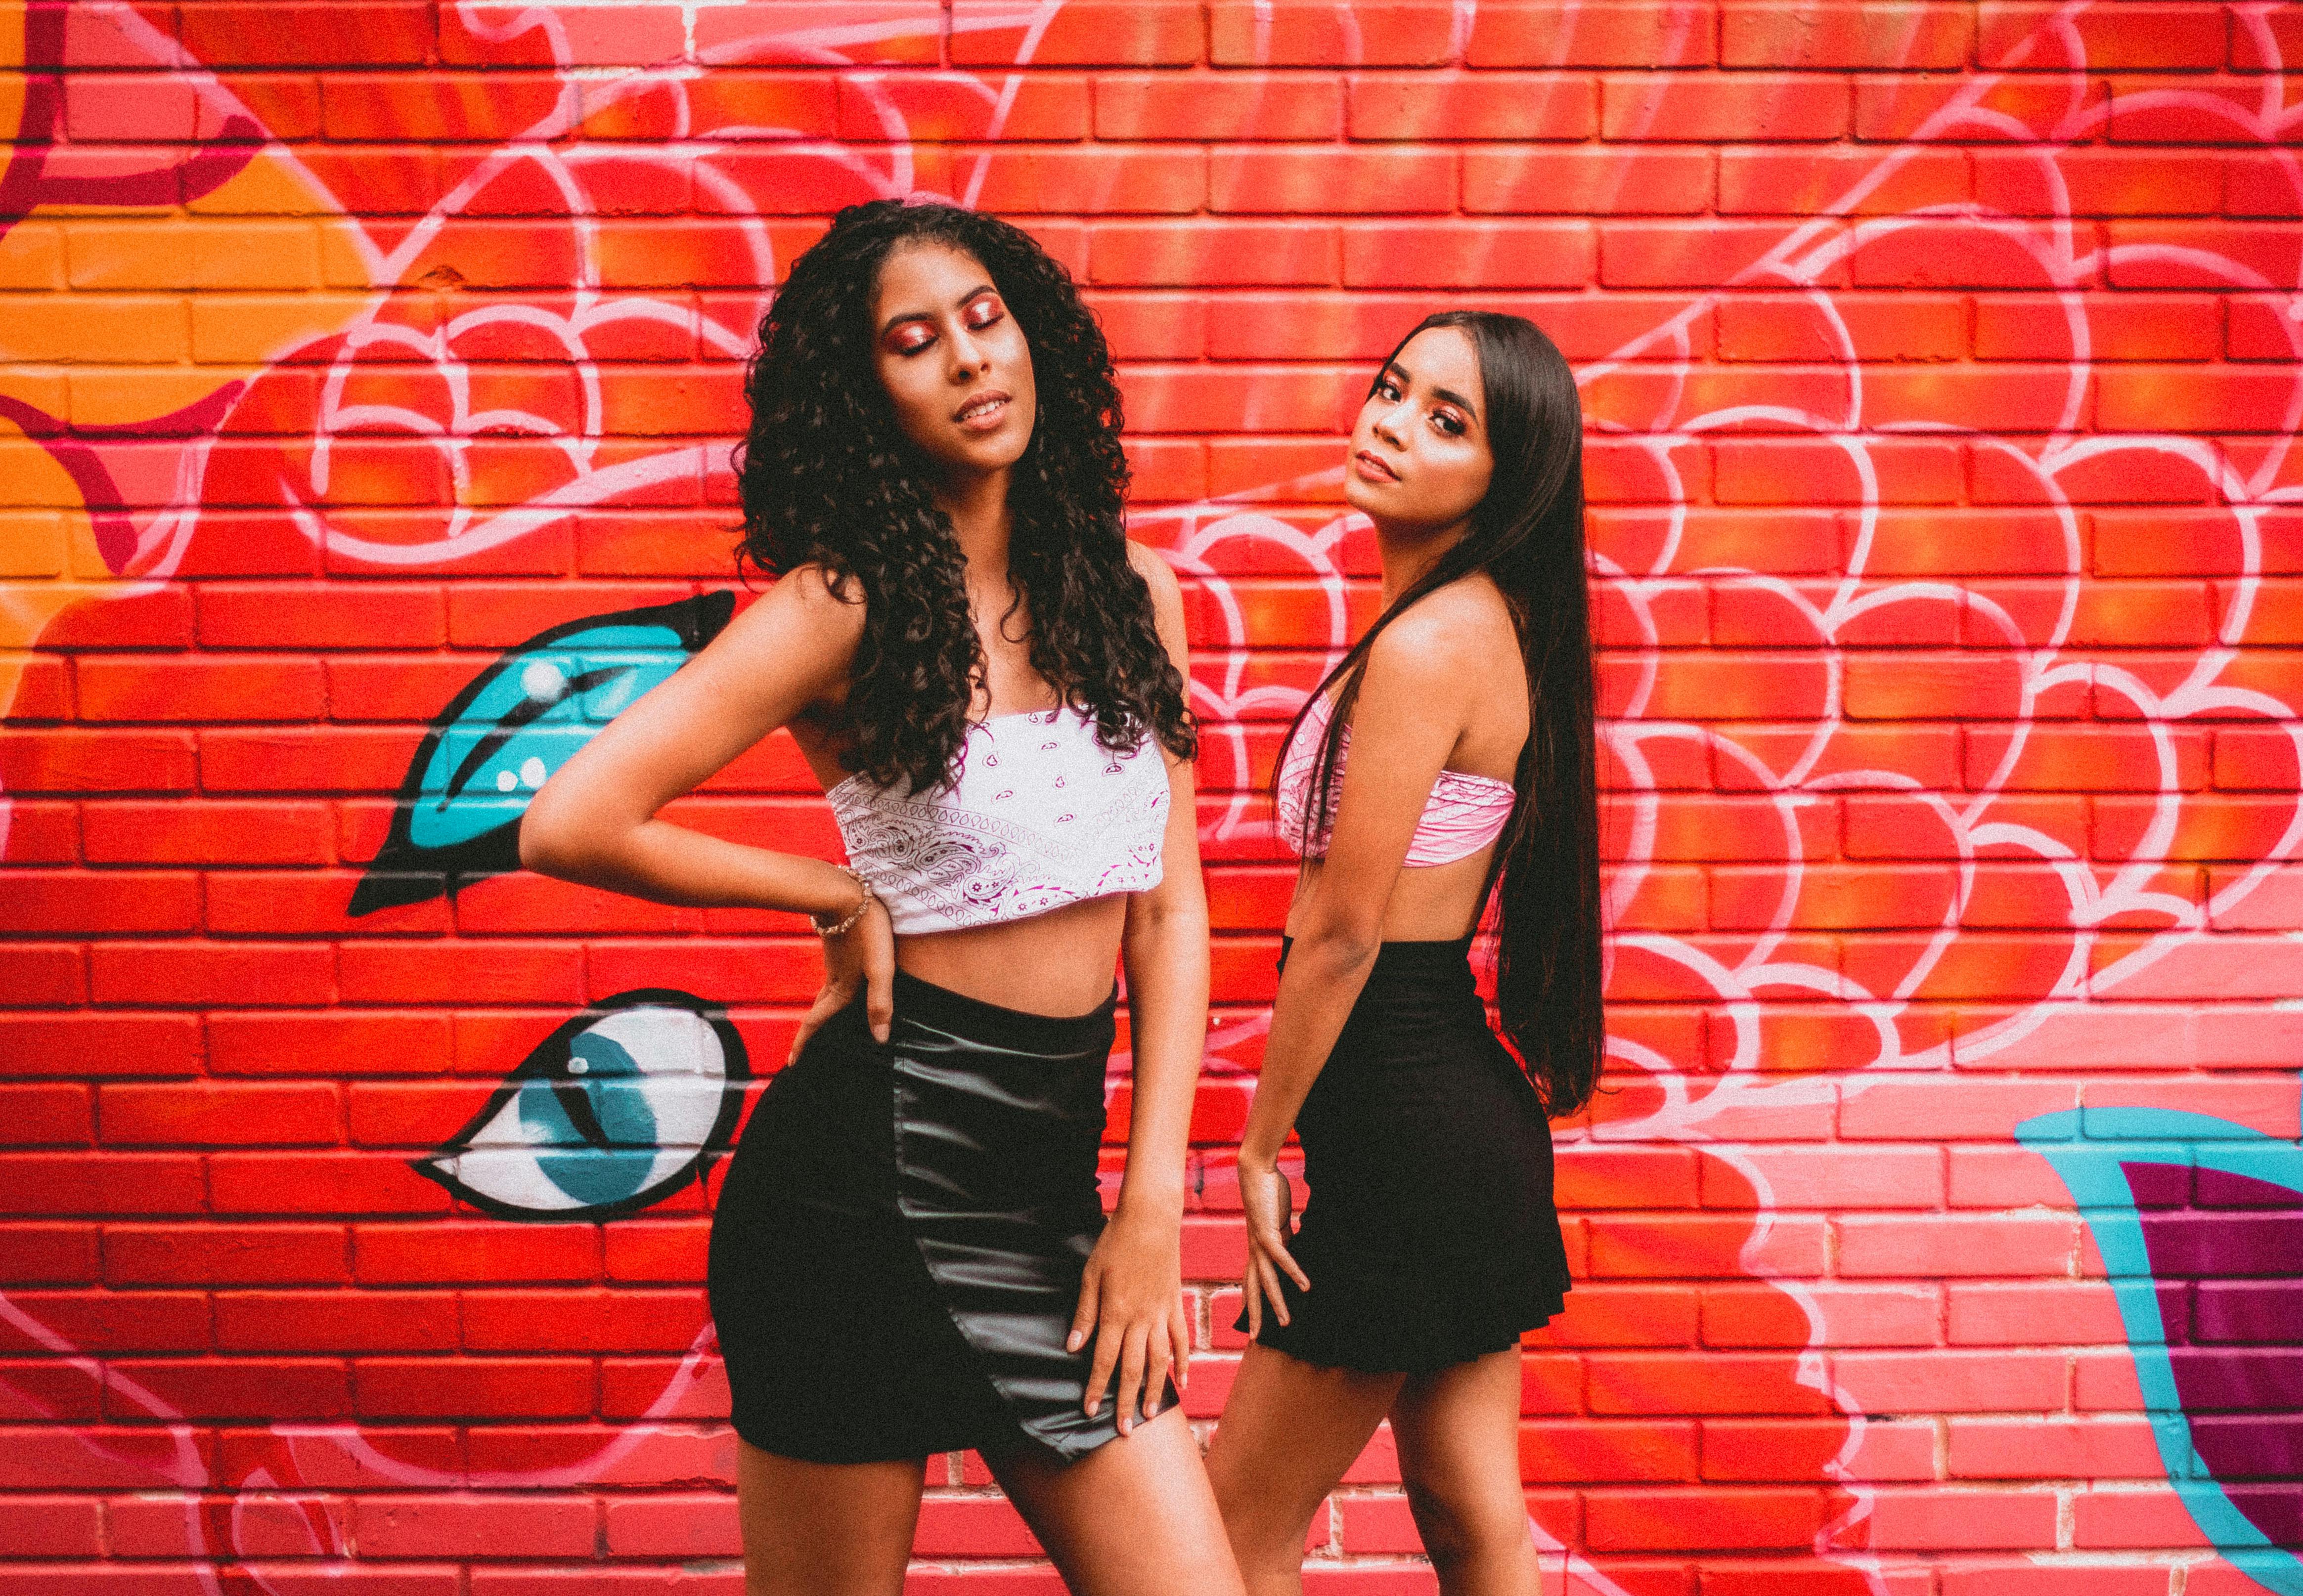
[518, 564, 866, 924]
[1235, 607, 1476, 1332]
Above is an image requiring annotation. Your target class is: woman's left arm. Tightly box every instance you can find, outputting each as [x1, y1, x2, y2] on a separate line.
[1067, 543, 1209, 1435]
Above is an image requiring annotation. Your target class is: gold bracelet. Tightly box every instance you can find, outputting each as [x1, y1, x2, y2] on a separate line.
[811, 864, 876, 937]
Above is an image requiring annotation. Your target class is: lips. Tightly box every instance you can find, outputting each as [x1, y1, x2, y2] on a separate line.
[955, 390, 1011, 431]
[1353, 448, 1399, 483]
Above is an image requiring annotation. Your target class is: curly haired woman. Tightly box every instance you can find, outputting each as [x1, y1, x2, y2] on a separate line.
[1204, 313, 1603, 1596]
[521, 199, 1243, 1596]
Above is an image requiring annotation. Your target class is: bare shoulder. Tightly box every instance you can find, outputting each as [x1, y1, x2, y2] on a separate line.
[1125, 538, 1188, 654]
[1364, 575, 1512, 694]
[718, 562, 866, 652]
[691, 563, 867, 720]
[1125, 537, 1182, 605]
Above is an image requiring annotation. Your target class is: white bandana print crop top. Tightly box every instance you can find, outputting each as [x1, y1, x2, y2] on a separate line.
[825, 704, 1170, 936]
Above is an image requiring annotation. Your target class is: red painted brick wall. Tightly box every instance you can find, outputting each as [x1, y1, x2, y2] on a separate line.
[3, 2, 2301, 1591]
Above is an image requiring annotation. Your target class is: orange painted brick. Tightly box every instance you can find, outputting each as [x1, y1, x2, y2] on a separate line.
[953, 0, 1201, 64]
[462, 1289, 708, 1352]
[966, 147, 1205, 214]
[1600, 651, 1828, 722]
[1209, 2, 1462, 66]
[1530, 1284, 1700, 1347]
[1602, 74, 1849, 141]
[1945, 1283, 2125, 1348]
[914, 1496, 1044, 1557]
[1854, 1488, 2060, 1551]
[1836, 1348, 2067, 1413]
[1700, 1146, 1943, 1209]
[105, 1358, 350, 1422]
[599, 1493, 741, 1558]
[193, 728, 419, 796]
[1946, 1418, 2168, 1481]
[85, 942, 333, 1008]
[1721, 3, 1972, 68]
[1089, 222, 1337, 286]
[1587, 1216, 1828, 1280]
[1700, 1285, 1939, 1349]
[0, 1017, 171, 1099]
[335, 942, 586, 1007]
[1095, 74, 1341, 141]
[1980, 3, 2224, 69]
[1521, 1420, 1698, 1482]
[0, 1288, 208, 1357]
[103, 1224, 349, 1289]
[1343, 220, 1594, 288]
[1468, 4, 1717, 68]
[0, 943, 85, 1008]
[1598, 220, 1826, 288]
[1725, 1420, 1938, 1485]
[1835, 1214, 2079, 1279]
[0, 870, 204, 937]
[1968, 726, 2211, 792]
[1715, 147, 1969, 216]
[442, 582, 693, 648]
[75, 657, 325, 725]
[0, 1084, 90, 1148]
[81, 800, 330, 866]
[693, 2, 940, 66]
[1939, 1567, 2172, 1596]
[1464, 147, 1712, 214]
[1347, 74, 1596, 140]
[349, 1490, 597, 1555]
[1855, 73, 2109, 143]
[1839, 1076, 2078, 1140]
[1209, 147, 1452, 214]
[1585, 1486, 1830, 1551]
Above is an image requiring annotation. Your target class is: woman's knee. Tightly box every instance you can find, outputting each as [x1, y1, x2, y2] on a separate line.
[1401, 1475, 1530, 1570]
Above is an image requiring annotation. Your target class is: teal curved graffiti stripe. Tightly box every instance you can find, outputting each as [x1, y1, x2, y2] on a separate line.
[2018, 1107, 2303, 1595]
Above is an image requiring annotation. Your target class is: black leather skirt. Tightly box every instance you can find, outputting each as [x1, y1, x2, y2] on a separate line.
[708, 968, 1135, 1466]
[1242, 938, 1572, 1375]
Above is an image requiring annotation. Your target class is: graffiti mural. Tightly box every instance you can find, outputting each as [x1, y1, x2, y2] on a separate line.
[419, 988, 749, 1221]
[2, 0, 2300, 1591]
[354, 591, 735, 911]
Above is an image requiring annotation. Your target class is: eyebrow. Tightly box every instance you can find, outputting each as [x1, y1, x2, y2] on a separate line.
[1381, 360, 1480, 423]
[879, 283, 999, 337]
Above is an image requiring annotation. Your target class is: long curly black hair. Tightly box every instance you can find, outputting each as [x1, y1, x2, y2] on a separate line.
[735, 199, 1195, 791]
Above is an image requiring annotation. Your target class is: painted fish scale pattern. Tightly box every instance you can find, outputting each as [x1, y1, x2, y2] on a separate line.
[1, 1, 2301, 1592]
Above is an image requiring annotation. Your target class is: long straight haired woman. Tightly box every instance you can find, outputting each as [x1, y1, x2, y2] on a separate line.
[1203, 311, 1603, 1595]
[521, 199, 1243, 1596]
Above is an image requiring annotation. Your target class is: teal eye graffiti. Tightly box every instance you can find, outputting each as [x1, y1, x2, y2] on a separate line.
[416, 990, 749, 1220]
[351, 592, 734, 915]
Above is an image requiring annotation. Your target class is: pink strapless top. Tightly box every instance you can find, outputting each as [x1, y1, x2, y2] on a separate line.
[1275, 693, 1517, 866]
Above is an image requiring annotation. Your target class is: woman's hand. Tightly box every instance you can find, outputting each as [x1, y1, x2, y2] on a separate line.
[1238, 1153, 1311, 1337]
[1066, 1206, 1190, 1436]
[786, 891, 894, 1063]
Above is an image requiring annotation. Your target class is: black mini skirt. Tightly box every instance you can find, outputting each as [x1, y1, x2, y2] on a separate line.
[1241, 938, 1572, 1375]
[707, 968, 1138, 1466]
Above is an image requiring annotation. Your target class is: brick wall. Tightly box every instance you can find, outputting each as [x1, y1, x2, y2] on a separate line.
[3, 1, 2301, 1591]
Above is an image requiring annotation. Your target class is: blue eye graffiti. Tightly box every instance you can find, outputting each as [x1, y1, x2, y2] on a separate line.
[2017, 1107, 2303, 1595]
[350, 592, 735, 915]
[417, 990, 749, 1221]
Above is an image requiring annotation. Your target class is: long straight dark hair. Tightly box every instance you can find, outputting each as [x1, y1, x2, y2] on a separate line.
[1283, 310, 1603, 1115]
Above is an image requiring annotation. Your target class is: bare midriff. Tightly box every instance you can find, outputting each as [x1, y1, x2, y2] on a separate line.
[895, 892, 1131, 1017]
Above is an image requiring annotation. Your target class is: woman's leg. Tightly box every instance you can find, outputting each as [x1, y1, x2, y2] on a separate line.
[1203, 1343, 1406, 1596]
[734, 1439, 928, 1596]
[989, 1405, 1246, 1596]
[1387, 1349, 1539, 1596]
